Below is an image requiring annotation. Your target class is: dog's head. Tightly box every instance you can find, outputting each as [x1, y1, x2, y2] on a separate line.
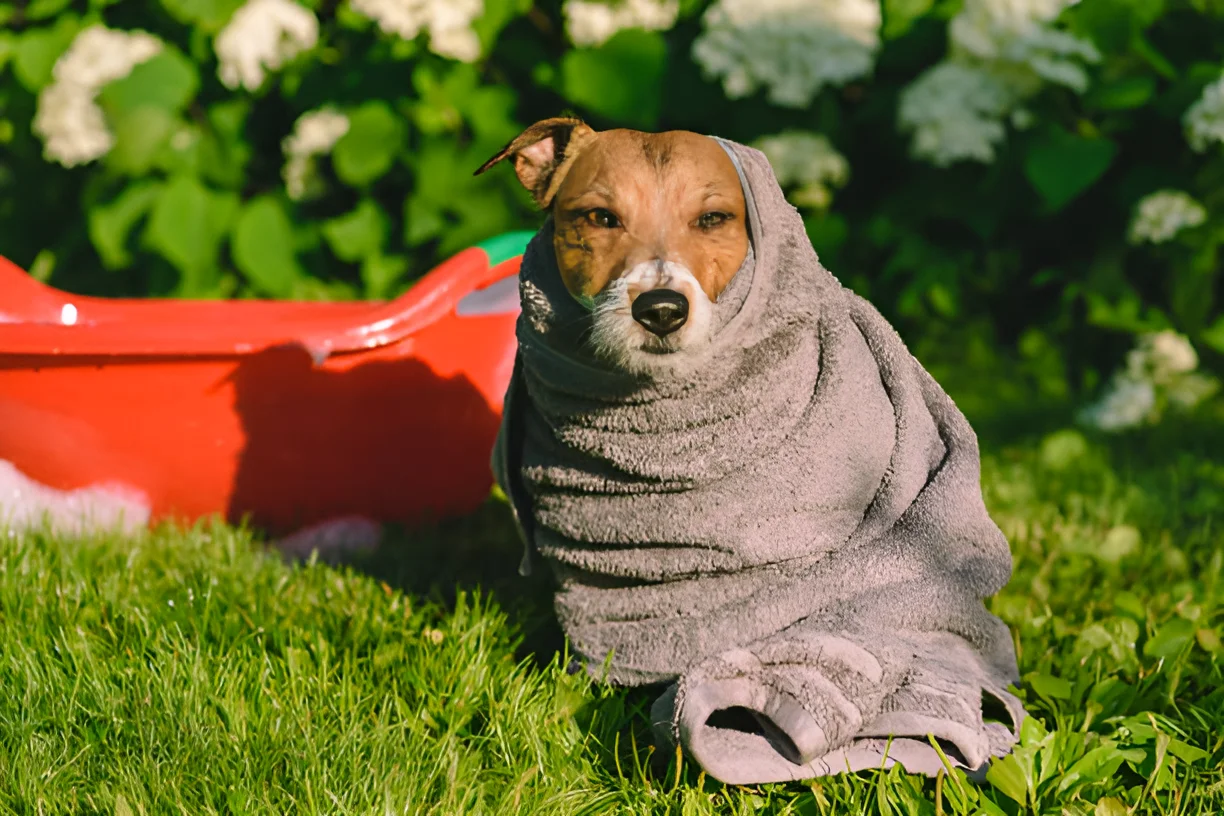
[476, 117, 750, 375]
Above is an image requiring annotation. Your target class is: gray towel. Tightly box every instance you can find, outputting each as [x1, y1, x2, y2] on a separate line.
[491, 137, 1026, 784]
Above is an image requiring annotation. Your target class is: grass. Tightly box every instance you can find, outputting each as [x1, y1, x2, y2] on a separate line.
[2, 395, 1223, 814]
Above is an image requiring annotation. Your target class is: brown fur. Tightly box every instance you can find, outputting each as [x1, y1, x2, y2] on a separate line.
[476, 121, 749, 304]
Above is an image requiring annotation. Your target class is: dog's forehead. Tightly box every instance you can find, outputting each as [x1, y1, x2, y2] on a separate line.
[563, 130, 744, 201]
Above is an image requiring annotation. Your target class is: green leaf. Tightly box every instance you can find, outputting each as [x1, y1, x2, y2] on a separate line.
[1083, 290, 1166, 333]
[1099, 524, 1141, 564]
[1132, 32, 1176, 80]
[1170, 243, 1217, 332]
[143, 176, 238, 295]
[1128, 0, 1167, 27]
[1038, 429, 1090, 470]
[805, 212, 849, 265]
[0, 33, 15, 70]
[331, 101, 405, 187]
[464, 86, 520, 147]
[985, 754, 1029, 806]
[154, 123, 209, 177]
[1055, 742, 1135, 795]
[24, 0, 76, 22]
[1201, 316, 1224, 354]
[883, 0, 935, 39]
[1150, 730, 1171, 787]
[1165, 738, 1208, 764]
[97, 48, 200, 114]
[88, 181, 164, 269]
[200, 100, 253, 188]
[321, 199, 388, 263]
[158, 0, 244, 32]
[410, 64, 472, 135]
[1085, 75, 1156, 110]
[403, 197, 445, 247]
[1027, 673, 1073, 701]
[976, 797, 1008, 816]
[560, 29, 667, 128]
[1024, 127, 1117, 212]
[438, 194, 514, 257]
[1072, 617, 1140, 669]
[1143, 618, 1196, 659]
[105, 107, 177, 176]
[927, 283, 958, 318]
[231, 196, 303, 298]
[13, 16, 81, 92]
[470, 0, 531, 54]
[1112, 590, 1147, 621]
[402, 137, 522, 253]
[361, 253, 409, 300]
[1087, 678, 1139, 723]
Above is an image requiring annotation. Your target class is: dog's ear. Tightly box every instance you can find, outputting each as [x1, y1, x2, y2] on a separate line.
[474, 117, 596, 208]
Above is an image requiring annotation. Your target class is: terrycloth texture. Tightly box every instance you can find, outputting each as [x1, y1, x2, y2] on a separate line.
[492, 138, 1026, 783]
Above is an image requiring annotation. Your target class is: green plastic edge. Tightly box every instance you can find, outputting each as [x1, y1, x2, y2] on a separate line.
[475, 231, 536, 267]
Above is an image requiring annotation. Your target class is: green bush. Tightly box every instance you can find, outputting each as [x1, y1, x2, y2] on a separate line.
[1, 0, 1223, 422]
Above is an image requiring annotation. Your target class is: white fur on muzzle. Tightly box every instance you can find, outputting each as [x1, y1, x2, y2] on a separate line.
[587, 259, 714, 376]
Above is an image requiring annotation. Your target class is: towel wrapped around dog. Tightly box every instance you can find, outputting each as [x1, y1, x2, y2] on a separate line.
[492, 138, 1026, 784]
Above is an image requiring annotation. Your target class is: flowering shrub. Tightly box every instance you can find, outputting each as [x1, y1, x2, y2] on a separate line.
[0, 0, 1222, 425]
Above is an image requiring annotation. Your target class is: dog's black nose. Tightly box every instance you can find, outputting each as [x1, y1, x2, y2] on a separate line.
[632, 289, 689, 336]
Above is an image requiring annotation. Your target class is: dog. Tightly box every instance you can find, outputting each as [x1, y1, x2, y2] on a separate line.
[475, 117, 750, 376]
[474, 119, 1027, 784]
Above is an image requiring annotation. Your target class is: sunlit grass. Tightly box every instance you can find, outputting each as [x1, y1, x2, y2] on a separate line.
[2, 404, 1222, 814]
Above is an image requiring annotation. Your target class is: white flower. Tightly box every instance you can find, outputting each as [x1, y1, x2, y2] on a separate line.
[52, 25, 164, 88]
[753, 131, 849, 209]
[1127, 330, 1199, 384]
[32, 25, 164, 168]
[1077, 374, 1156, 432]
[282, 107, 351, 200]
[1166, 372, 1220, 409]
[1014, 30, 1099, 93]
[951, 0, 1068, 45]
[349, 0, 484, 62]
[899, 0, 1098, 166]
[898, 62, 1013, 166]
[1128, 190, 1207, 245]
[428, 25, 481, 62]
[1010, 106, 1035, 129]
[215, 0, 319, 92]
[1184, 74, 1224, 152]
[950, 0, 1097, 90]
[1080, 330, 1217, 432]
[33, 84, 114, 168]
[564, 0, 680, 47]
[691, 0, 881, 109]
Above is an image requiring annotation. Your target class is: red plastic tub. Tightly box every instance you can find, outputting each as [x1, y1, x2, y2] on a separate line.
[0, 232, 531, 538]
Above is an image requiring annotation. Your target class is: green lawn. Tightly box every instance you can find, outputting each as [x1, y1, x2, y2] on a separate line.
[2, 399, 1223, 814]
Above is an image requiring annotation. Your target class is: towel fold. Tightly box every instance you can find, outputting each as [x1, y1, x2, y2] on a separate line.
[492, 137, 1026, 783]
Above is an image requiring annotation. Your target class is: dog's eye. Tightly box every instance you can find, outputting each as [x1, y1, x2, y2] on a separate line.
[585, 208, 621, 229]
[697, 211, 731, 230]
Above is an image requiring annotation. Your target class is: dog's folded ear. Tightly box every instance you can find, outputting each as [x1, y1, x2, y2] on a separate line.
[474, 117, 596, 208]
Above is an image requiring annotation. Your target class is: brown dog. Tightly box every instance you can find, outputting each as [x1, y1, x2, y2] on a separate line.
[476, 117, 750, 375]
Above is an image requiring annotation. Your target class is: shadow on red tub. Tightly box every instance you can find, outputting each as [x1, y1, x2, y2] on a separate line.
[0, 232, 532, 550]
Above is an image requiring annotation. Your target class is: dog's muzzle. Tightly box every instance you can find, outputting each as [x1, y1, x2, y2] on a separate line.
[632, 289, 689, 337]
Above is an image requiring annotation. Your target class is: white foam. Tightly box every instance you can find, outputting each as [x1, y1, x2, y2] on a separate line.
[274, 515, 382, 561]
[0, 459, 150, 537]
